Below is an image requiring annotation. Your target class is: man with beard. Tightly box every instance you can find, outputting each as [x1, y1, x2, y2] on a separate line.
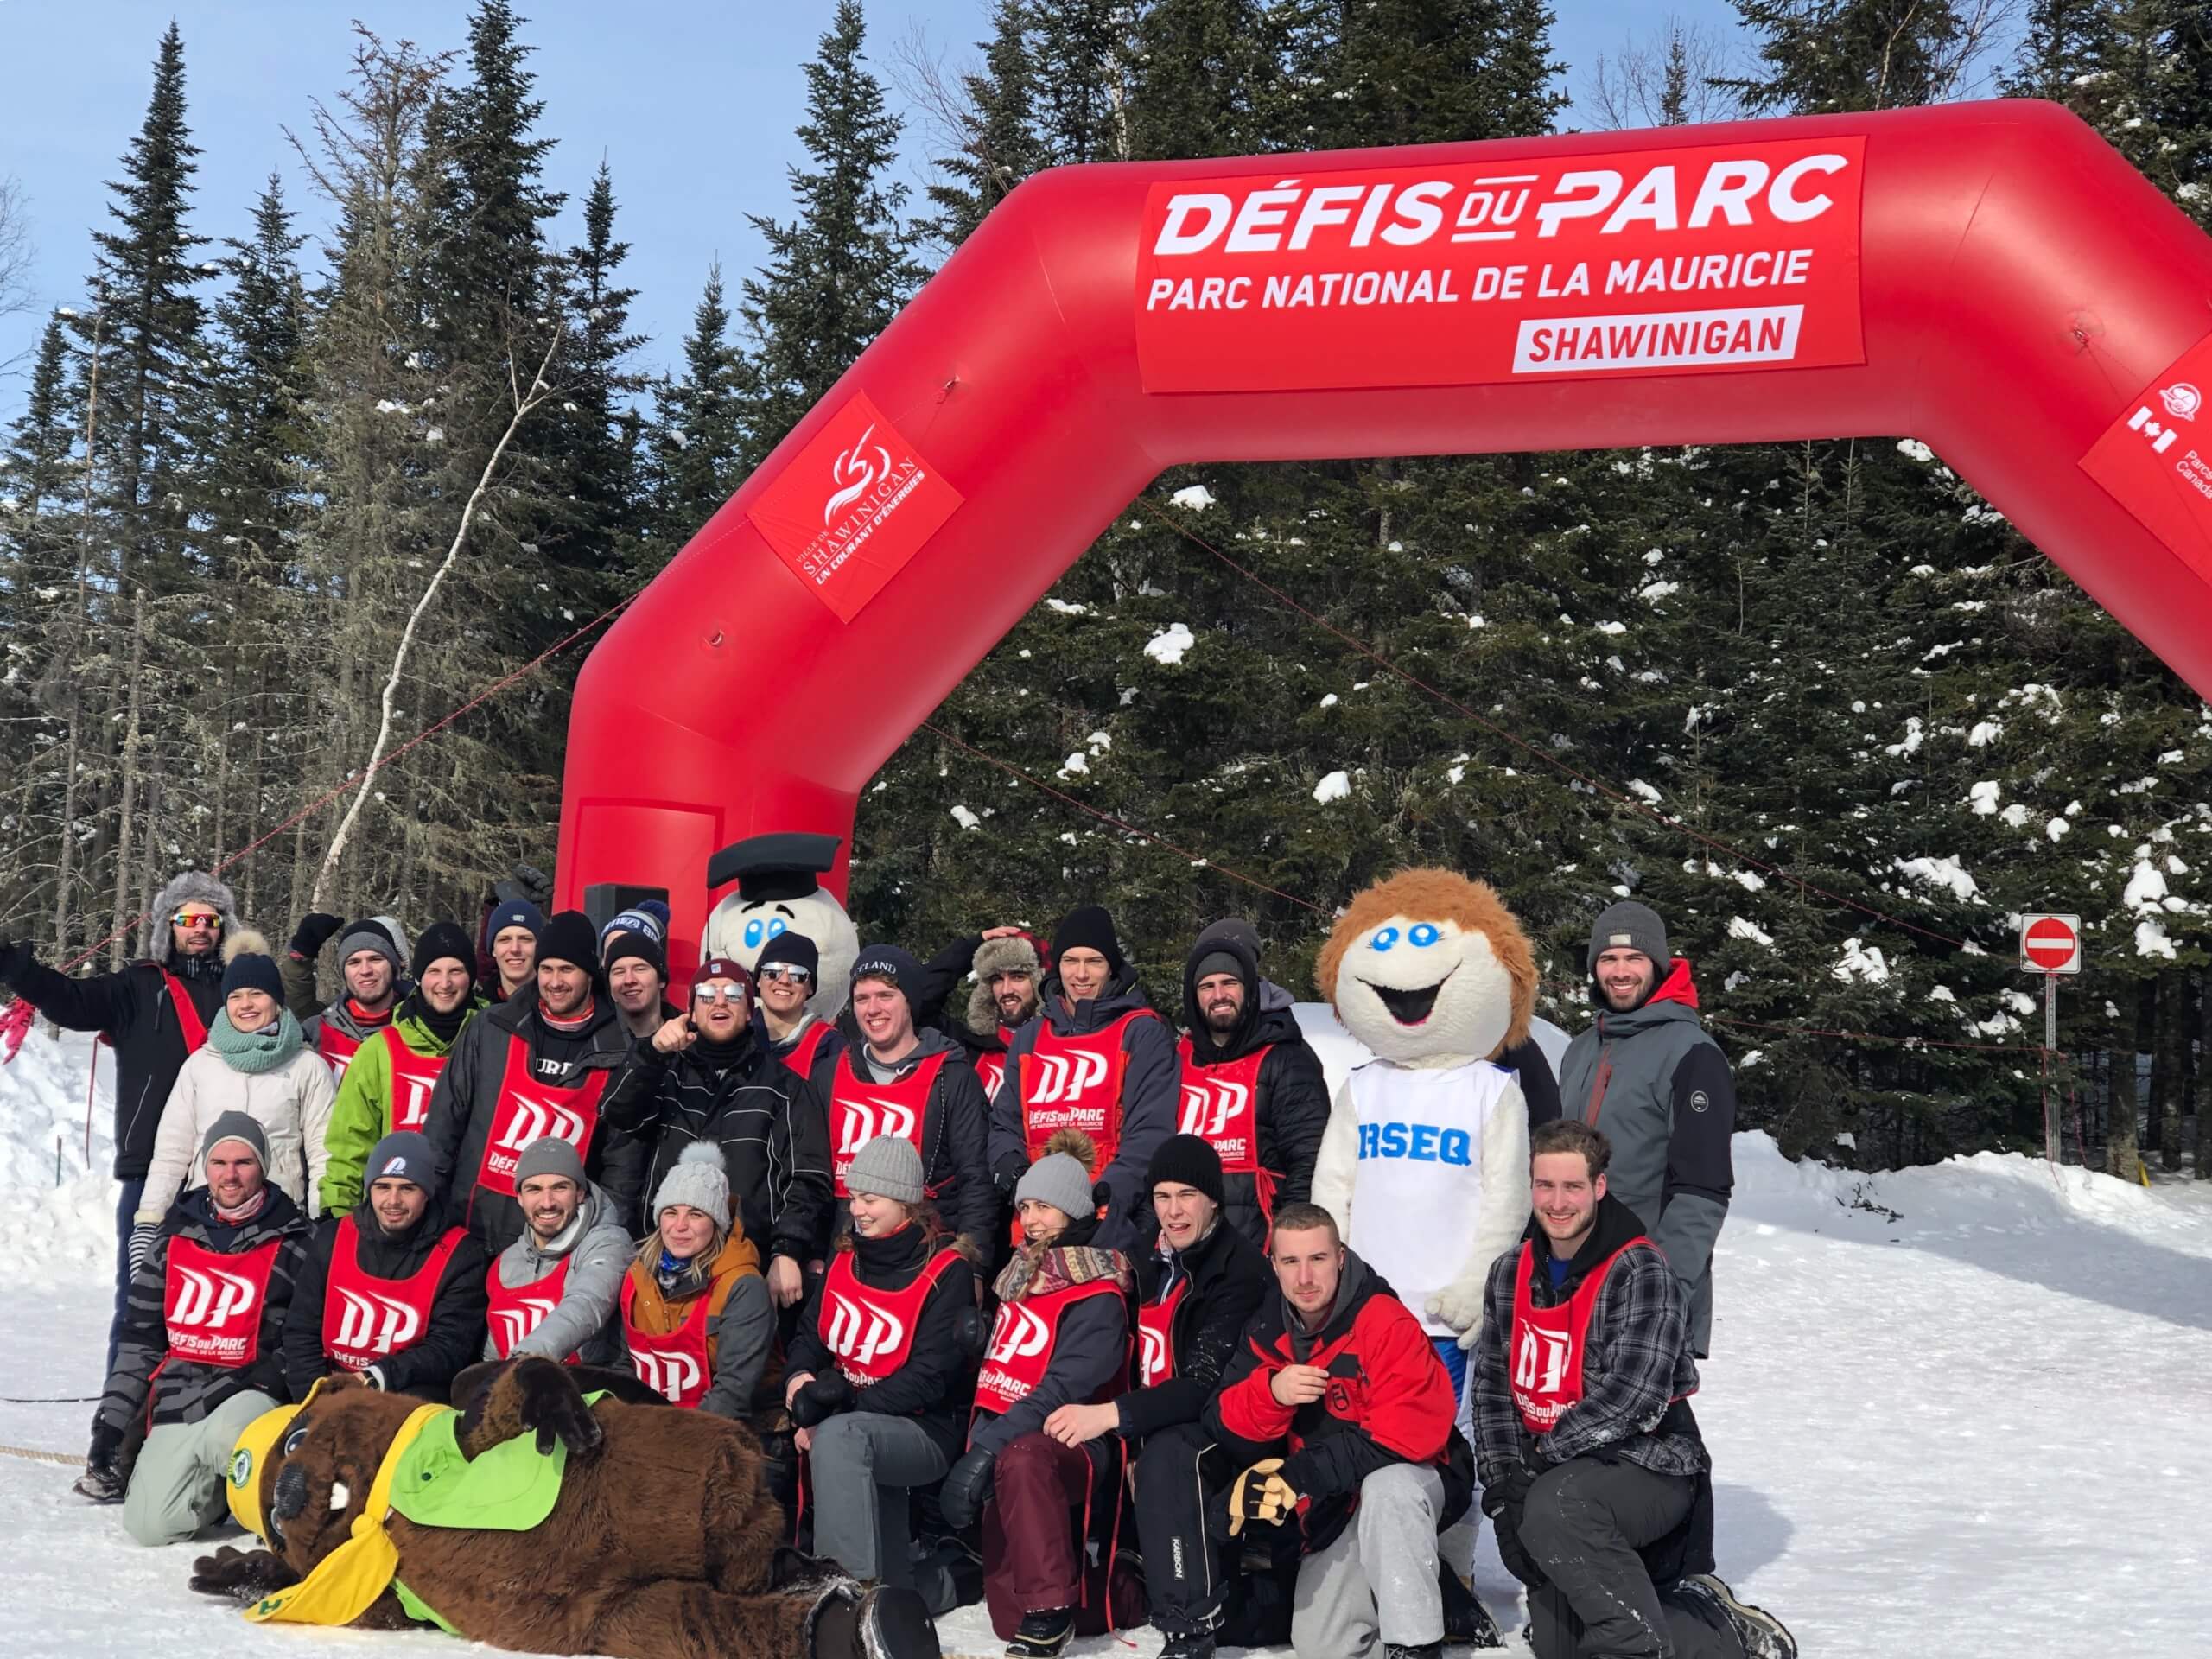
[74, 1115, 315, 1541]
[423, 911, 648, 1252]
[605, 927, 679, 1043]
[602, 957, 833, 1316]
[283, 915, 409, 1084]
[988, 905, 1177, 1252]
[482, 1135, 631, 1366]
[1, 872, 237, 1376]
[318, 922, 481, 1215]
[1176, 925, 1329, 1249]
[951, 931, 1046, 1102]
[282, 1130, 490, 1402]
[1471, 1121, 1793, 1659]
[1554, 901, 1734, 1356]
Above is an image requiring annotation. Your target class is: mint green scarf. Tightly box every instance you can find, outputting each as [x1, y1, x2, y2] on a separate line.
[207, 1007, 305, 1075]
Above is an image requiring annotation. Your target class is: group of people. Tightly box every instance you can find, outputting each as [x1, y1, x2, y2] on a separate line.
[0, 865, 1795, 1659]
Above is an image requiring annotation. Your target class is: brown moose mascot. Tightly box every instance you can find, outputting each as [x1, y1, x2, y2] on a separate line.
[187, 1358, 938, 1659]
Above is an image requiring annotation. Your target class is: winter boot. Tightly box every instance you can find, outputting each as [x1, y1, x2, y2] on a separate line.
[1438, 1562, 1506, 1648]
[1006, 1608, 1076, 1657]
[1157, 1632, 1217, 1659]
[1675, 1573, 1798, 1659]
[807, 1580, 942, 1659]
[1382, 1643, 1442, 1659]
[72, 1462, 124, 1504]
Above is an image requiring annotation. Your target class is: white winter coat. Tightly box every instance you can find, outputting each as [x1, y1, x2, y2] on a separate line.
[135, 1046, 335, 1224]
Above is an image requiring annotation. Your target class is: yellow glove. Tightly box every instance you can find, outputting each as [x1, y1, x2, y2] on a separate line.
[1228, 1457, 1299, 1536]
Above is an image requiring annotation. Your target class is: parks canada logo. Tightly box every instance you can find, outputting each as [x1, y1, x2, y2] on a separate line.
[799, 420, 927, 588]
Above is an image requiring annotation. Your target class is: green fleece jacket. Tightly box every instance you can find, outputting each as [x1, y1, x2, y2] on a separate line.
[321, 1008, 476, 1214]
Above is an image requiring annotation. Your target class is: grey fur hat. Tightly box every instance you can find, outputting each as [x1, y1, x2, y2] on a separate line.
[966, 932, 1042, 1033]
[141, 871, 240, 960]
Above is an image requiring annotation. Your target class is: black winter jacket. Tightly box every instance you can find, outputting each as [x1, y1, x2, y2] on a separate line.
[1, 946, 226, 1180]
[420, 995, 650, 1255]
[279, 1198, 490, 1402]
[820, 1028, 997, 1251]
[94, 1185, 315, 1447]
[1176, 933, 1331, 1249]
[785, 1224, 980, 1465]
[1120, 1217, 1273, 1443]
[601, 1026, 833, 1268]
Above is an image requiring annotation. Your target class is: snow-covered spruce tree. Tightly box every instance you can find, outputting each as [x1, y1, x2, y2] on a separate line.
[739, 0, 928, 464]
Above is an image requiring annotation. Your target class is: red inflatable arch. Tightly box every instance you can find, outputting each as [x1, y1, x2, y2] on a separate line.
[557, 100, 2212, 960]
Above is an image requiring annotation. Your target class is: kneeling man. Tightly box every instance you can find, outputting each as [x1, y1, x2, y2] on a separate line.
[1205, 1203, 1476, 1659]
[1471, 1121, 1794, 1659]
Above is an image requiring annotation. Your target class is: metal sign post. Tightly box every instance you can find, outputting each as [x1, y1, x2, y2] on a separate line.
[2019, 913, 2082, 1167]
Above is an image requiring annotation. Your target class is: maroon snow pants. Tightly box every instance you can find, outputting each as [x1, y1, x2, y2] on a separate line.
[981, 1432, 1141, 1638]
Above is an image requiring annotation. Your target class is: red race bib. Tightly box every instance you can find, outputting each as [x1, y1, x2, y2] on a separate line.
[818, 1245, 963, 1386]
[828, 1050, 947, 1197]
[380, 1027, 449, 1134]
[784, 1020, 833, 1080]
[321, 1217, 466, 1371]
[474, 1035, 609, 1197]
[163, 1236, 280, 1368]
[620, 1274, 714, 1408]
[486, 1253, 576, 1362]
[972, 1277, 1127, 1419]
[1510, 1237, 1667, 1434]
[1019, 1010, 1155, 1167]
[1136, 1273, 1192, 1389]
[315, 1024, 365, 1084]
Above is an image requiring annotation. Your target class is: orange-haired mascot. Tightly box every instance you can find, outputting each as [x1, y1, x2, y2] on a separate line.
[1311, 868, 1536, 1362]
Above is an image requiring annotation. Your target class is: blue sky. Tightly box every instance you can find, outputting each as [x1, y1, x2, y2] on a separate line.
[0, 1, 1748, 399]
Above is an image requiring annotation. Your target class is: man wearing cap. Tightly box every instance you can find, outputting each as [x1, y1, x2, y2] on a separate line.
[1, 871, 237, 1376]
[606, 926, 680, 1044]
[481, 897, 543, 1005]
[423, 909, 650, 1255]
[319, 921, 483, 1215]
[1554, 901, 1736, 1356]
[755, 931, 845, 1097]
[1176, 925, 1331, 1249]
[282, 913, 410, 1082]
[482, 1135, 632, 1365]
[281, 1129, 489, 1402]
[825, 945, 996, 1253]
[1117, 1138, 1277, 1656]
[75, 1113, 315, 1546]
[988, 903, 1178, 1252]
[603, 956, 832, 1313]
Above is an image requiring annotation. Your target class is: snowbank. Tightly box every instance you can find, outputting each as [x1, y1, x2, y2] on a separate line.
[0, 1027, 118, 1288]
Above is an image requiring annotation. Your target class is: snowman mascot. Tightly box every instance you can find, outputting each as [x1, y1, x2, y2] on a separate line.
[701, 832, 862, 1017]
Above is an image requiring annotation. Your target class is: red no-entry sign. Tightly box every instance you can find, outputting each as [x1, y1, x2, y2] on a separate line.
[2020, 913, 2083, 975]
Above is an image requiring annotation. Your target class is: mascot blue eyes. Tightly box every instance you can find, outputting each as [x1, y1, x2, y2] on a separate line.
[1370, 923, 1443, 951]
[741, 917, 790, 950]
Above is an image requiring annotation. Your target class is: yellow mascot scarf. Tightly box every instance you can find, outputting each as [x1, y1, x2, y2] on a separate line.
[244, 1401, 443, 1627]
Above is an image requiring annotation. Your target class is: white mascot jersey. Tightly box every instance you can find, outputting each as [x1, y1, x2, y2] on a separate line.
[1344, 1058, 1519, 1338]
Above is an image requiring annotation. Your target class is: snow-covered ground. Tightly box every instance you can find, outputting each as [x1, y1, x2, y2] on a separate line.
[3, 1026, 2208, 1657]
